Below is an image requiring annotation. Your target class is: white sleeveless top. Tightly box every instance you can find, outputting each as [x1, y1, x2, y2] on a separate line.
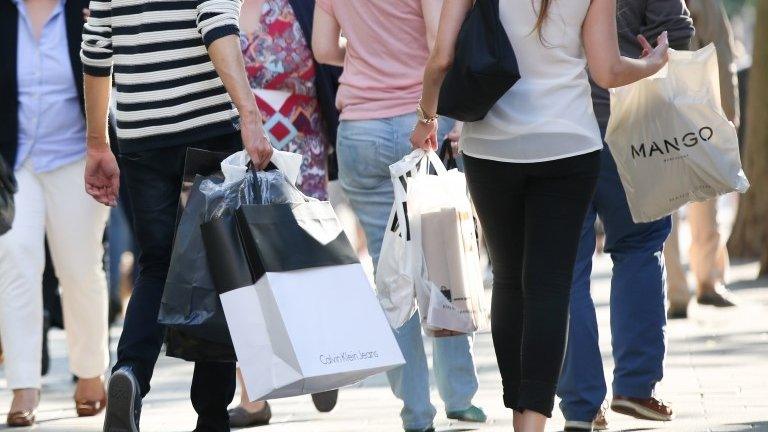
[460, 0, 603, 163]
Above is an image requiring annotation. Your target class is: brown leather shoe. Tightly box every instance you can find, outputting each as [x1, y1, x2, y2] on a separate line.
[611, 395, 673, 421]
[6, 409, 36, 428]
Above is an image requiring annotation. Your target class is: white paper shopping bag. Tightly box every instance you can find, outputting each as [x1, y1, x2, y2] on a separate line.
[206, 202, 404, 401]
[605, 44, 749, 223]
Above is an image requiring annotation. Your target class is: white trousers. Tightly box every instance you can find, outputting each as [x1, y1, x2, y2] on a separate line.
[0, 159, 110, 389]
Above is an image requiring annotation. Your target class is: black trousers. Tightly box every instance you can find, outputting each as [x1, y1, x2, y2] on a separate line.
[464, 151, 600, 417]
[116, 133, 242, 431]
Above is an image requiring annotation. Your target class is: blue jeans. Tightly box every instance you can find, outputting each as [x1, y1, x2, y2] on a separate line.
[556, 143, 671, 422]
[337, 113, 478, 430]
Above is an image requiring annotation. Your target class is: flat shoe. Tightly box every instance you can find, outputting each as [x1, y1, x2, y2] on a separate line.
[7, 409, 35, 427]
[228, 402, 271, 428]
[447, 405, 487, 423]
[76, 396, 107, 417]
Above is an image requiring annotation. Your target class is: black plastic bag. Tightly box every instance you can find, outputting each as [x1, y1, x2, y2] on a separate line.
[0, 154, 17, 236]
[160, 149, 237, 362]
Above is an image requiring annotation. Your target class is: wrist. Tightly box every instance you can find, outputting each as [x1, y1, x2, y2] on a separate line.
[417, 99, 438, 125]
[86, 134, 110, 151]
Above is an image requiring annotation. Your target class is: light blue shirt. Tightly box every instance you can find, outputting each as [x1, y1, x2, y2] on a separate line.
[14, 0, 87, 173]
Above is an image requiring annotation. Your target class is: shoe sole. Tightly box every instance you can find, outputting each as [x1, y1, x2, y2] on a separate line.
[563, 420, 593, 431]
[611, 400, 673, 421]
[564, 420, 608, 431]
[103, 371, 139, 432]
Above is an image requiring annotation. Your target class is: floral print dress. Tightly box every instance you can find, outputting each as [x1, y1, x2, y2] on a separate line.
[240, 0, 328, 199]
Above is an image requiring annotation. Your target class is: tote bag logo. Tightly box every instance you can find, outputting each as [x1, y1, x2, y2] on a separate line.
[631, 126, 714, 159]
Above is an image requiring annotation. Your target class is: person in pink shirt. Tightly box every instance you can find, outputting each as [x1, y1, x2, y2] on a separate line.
[313, 2, 484, 432]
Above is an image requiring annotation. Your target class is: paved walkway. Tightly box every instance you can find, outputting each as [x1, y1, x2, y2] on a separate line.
[2, 254, 766, 432]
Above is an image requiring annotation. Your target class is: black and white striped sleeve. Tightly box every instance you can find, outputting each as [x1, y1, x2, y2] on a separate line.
[196, 0, 242, 47]
[80, 0, 114, 77]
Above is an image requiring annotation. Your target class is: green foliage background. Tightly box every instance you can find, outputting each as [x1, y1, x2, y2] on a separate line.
[723, 0, 756, 15]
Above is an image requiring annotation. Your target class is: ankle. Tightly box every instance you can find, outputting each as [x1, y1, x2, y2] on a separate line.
[239, 400, 267, 413]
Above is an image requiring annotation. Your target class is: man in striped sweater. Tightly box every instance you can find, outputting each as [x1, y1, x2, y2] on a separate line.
[80, 1, 273, 430]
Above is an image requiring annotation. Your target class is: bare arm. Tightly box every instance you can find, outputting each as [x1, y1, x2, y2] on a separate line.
[583, 0, 669, 89]
[421, 0, 445, 49]
[198, 0, 273, 168]
[312, 6, 346, 67]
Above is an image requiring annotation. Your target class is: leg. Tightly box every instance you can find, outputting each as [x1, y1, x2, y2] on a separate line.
[0, 165, 45, 413]
[432, 333, 480, 413]
[687, 199, 734, 307]
[597, 148, 671, 400]
[463, 155, 526, 413]
[557, 201, 607, 424]
[42, 159, 110, 385]
[192, 362, 237, 432]
[115, 147, 189, 396]
[664, 211, 691, 312]
[518, 152, 600, 417]
[386, 313, 436, 431]
[337, 114, 435, 430]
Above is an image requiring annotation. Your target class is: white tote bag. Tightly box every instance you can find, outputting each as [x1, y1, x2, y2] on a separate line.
[378, 149, 488, 334]
[605, 44, 749, 223]
[206, 201, 404, 402]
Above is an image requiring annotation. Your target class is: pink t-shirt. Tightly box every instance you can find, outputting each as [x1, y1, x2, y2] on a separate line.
[316, 0, 430, 120]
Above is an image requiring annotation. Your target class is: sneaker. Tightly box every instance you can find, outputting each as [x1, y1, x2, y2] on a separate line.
[404, 428, 435, 432]
[564, 405, 608, 431]
[447, 405, 487, 423]
[611, 395, 673, 421]
[696, 284, 737, 307]
[311, 389, 339, 413]
[104, 367, 142, 432]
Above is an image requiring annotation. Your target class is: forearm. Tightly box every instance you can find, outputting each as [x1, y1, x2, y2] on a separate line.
[84, 74, 113, 150]
[606, 57, 663, 88]
[420, 59, 450, 117]
[207, 35, 261, 122]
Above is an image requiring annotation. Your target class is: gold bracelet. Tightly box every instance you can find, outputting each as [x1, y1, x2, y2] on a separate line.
[417, 100, 438, 125]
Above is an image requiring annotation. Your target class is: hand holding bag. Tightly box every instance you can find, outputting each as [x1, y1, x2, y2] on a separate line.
[437, 0, 520, 122]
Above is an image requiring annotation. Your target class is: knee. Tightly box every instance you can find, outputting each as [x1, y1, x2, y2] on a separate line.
[523, 270, 572, 301]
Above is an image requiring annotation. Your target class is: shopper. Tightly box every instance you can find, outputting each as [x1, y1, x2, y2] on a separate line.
[0, 0, 110, 426]
[313, 2, 486, 431]
[554, 1, 693, 430]
[412, 1, 671, 431]
[227, 0, 343, 426]
[80, 0, 274, 430]
[665, 0, 741, 318]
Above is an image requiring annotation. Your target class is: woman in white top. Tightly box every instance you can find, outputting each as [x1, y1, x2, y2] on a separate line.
[411, 0, 669, 431]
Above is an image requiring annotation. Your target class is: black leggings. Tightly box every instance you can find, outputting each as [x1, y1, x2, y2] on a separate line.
[464, 151, 600, 417]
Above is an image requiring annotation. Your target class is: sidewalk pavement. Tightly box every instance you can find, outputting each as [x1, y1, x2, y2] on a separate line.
[1, 257, 767, 431]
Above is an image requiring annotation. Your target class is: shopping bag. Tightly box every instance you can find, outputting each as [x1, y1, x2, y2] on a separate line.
[378, 150, 488, 335]
[203, 201, 404, 401]
[159, 148, 303, 361]
[404, 150, 488, 335]
[160, 148, 238, 361]
[605, 44, 749, 223]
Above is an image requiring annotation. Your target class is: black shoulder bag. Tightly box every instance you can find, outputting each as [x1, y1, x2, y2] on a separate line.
[437, 0, 520, 122]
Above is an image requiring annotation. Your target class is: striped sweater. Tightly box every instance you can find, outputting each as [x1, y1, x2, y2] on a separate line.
[80, 0, 243, 151]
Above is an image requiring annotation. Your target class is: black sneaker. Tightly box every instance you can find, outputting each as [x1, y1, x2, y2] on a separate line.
[104, 367, 142, 432]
